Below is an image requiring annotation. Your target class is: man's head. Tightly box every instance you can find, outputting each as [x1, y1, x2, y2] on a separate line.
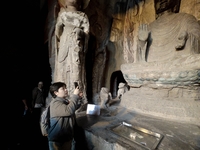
[50, 82, 68, 98]
[38, 81, 43, 89]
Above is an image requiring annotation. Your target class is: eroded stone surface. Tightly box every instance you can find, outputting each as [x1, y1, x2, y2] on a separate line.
[53, 0, 90, 104]
[120, 0, 200, 123]
[121, 55, 200, 88]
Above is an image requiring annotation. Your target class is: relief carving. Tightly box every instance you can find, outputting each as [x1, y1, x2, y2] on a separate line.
[123, 0, 145, 63]
[44, 0, 59, 82]
[87, 1, 113, 103]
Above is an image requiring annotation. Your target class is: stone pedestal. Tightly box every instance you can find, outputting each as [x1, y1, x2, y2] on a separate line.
[120, 56, 200, 125]
[120, 87, 200, 125]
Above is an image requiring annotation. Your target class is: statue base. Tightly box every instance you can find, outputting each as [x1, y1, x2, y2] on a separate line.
[120, 55, 200, 125]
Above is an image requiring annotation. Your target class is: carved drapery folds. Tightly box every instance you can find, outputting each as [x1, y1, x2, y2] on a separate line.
[86, 1, 113, 104]
[123, 0, 145, 63]
[45, 1, 200, 123]
[122, 0, 200, 89]
[54, 0, 90, 103]
[136, 12, 200, 63]
[120, 0, 200, 124]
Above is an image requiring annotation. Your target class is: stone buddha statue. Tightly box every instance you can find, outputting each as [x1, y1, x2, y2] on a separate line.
[120, 0, 200, 124]
[137, 0, 200, 63]
[121, 0, 200, 88]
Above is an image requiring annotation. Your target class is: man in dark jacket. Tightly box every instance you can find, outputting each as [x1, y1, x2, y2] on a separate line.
[32, 81, 45, 108]
[48, 82, 81, 150]
[32, 81, 45, 123]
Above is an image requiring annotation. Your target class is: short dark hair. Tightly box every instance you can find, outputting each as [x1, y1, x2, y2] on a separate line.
[49, 82, 66, 98]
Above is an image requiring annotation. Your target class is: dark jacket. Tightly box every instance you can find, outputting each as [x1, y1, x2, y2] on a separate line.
[48, 95, 79, 143]
[32, 87, 45, 107]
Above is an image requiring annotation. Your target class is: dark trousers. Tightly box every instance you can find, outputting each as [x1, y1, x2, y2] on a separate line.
[32, 108, 43, 139]
[33, 108, 42, 123]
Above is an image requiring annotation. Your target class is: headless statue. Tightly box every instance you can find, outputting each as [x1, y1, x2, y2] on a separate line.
[117, 82, 128, 99]
[54, 0, 90, 103]
[100, 87, 112, 109]
[137, 0, 200, 63]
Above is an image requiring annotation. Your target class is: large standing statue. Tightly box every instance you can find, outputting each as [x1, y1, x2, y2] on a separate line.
[54, 0, 90, 103]
[137, 0, 200, 63]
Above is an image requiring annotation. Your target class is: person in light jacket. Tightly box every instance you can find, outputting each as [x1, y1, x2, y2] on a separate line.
[48, 82, 81, 150]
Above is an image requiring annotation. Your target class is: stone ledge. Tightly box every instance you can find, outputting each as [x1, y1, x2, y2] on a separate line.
[76, 106, 200, 150]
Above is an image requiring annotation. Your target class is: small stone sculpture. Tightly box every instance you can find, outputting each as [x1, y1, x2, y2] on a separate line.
[117, 82, 128, 99]
[100, 87, 112, 109]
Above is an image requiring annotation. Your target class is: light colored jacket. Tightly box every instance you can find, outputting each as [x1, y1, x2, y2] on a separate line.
[48, 94, 79, 142]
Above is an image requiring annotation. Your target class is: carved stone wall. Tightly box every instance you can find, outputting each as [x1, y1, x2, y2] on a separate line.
[45, 0, 200, 124]
[118, 0, 200, 124]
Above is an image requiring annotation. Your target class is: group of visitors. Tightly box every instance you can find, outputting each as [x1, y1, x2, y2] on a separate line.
[4, 0, 90, 149]
[6, 80, 84, 150]
[4, 80, 48, 150]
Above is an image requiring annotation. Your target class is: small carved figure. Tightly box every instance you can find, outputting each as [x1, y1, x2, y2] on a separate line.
[117, 82, 128, 99]
[100, 87, 112, 109]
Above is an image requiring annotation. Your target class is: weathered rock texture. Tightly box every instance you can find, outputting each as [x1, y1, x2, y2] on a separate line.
[52, 0, 90, 106]
[45, 0, 200, 124]
[120, 0, 200, 124]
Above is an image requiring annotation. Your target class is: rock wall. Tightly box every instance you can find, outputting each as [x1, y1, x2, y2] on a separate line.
[45, 0, 200, 124]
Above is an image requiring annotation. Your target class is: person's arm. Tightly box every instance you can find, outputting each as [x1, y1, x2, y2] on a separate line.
[32, 88, 38, 108]
[51, 87, 80, 117]
[32, 88, 37, 100]
[22, 99, 28, 110]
